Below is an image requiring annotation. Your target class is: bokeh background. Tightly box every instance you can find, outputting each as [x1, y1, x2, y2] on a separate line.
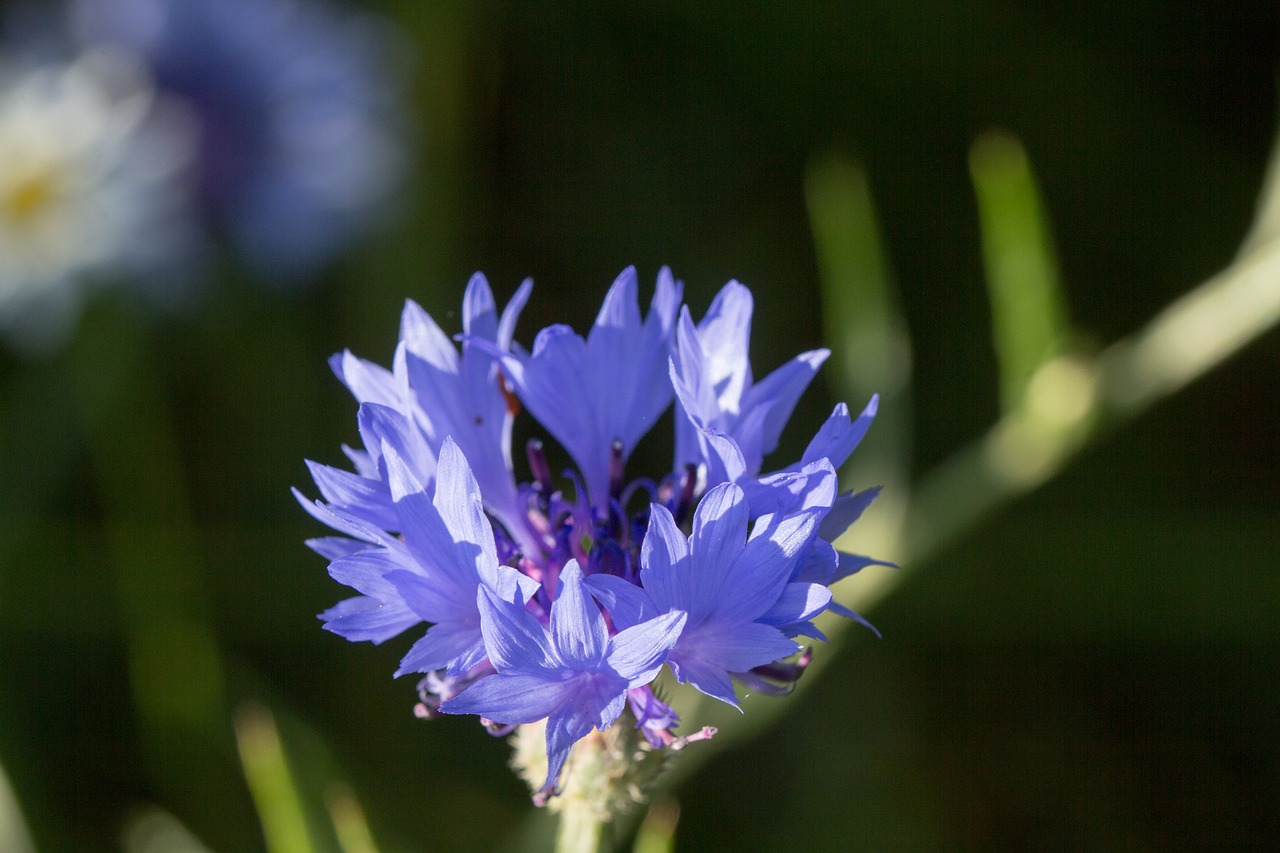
[2, 1, 1278, 850]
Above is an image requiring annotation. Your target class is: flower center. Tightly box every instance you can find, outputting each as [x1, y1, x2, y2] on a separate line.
[2, 169, 61, 224]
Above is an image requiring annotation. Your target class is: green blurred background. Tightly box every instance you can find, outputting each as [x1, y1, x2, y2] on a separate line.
[2, 1, 1278, 850]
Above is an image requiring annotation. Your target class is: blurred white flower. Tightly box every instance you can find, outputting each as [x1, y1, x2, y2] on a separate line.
[0, 50, 197, 352]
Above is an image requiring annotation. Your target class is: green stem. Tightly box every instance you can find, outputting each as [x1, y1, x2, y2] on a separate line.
[554, 801, 606, 853]
[641, 141, 1280, 804]
[0, 760, 35, 853]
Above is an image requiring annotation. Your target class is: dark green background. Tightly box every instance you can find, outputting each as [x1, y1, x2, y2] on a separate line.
[2, 1, 1277, 849]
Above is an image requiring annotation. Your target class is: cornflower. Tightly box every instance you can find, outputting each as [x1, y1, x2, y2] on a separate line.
[298, 268, 888, 808]
[72, 0, 406, 281]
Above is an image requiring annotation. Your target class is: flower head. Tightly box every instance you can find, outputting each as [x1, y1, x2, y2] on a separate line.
[299, 268, 889, 803]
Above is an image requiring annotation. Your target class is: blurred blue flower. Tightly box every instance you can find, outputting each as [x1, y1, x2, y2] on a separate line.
[299, 269, 888, 800]
[72, 0, 407, 282]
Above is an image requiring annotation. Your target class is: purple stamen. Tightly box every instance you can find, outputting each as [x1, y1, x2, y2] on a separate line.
[673, 463, 698, 525]
[526, 438, 554, 509]
[608, 439, 626, 500]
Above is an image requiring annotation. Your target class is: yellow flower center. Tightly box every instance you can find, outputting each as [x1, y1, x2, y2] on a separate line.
[2, 171, 59, 223]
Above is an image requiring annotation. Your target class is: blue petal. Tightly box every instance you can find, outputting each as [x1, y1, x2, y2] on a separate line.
[505, 325, 599, 495]
[331, 349, 400, 407]
[542, 704, 599, 794]
[719, 509, 820, 623]
[741, 348, 830, 456]
[670, 314, 710, 469]
[328, 548, 413, 595]
[395, 619, 486, 677]
[320, 595, 420, 644]
[293, 488, 394, 546]
[306, 536, 364, 560]
[432, 439, 500, 575]
[668, 656, 740, 708]
[635, 503, 689, 611]
[758, 582, 833, 628]
[607, 610, 686, 687]
[672, 620, 800, 706]
[549, 562, 608, 667]
[397, 299, 460, 374]
[357, 402, 437, 483]
[384, 569, 470, 623]
[476, 586, 556, 674]
[792, 538, 840, 585]
[818, 486, 883, 542]
[305, 460, 396, 530]
[486, 565, 542, 611]
[698, 428, 749, 489]
[381, 443, 466, 577]
[747, 458, 838, 519]
[496, 278, 534, 350]
[833, 552, 898, 584]
[689, 482, 749, 600]
[585, 572, 661, 630]
[439, 671, 569, 724]
[802, 396, 878, 469]
[461, 272, 499, 342]
[826, 601, 883, 639]
[696, 281, 754, 410]
[485, 269, 681, 508]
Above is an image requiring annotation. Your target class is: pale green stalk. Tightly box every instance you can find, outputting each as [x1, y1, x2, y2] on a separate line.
[234, 702, 319, 853]
[0, 760, 35, 853]
[634, 131, 1280, 805]
[969, 130, 1069, 412]
[327, 785, 382, 853]
[554, 801, 607, 853]
[631, 800, 680, 853]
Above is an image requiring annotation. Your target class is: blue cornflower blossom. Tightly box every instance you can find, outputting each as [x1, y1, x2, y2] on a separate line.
[441, 562, 685, 803]
[299, 268, 888, 804]
[71, 0, 406, 281]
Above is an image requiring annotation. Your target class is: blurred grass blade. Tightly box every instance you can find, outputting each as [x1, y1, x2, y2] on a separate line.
[632, 799, 679, 853]
[906, 127, 1280, 566]
[122, 807, 214, 853]
[969, 131, 1069, 412]
[805, 156, 912, 417]
[234, 702, 318, 853]
[0, 760, 35, 853]
[327, 784, 381, 853]
[1238, 104, 1280, 257]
